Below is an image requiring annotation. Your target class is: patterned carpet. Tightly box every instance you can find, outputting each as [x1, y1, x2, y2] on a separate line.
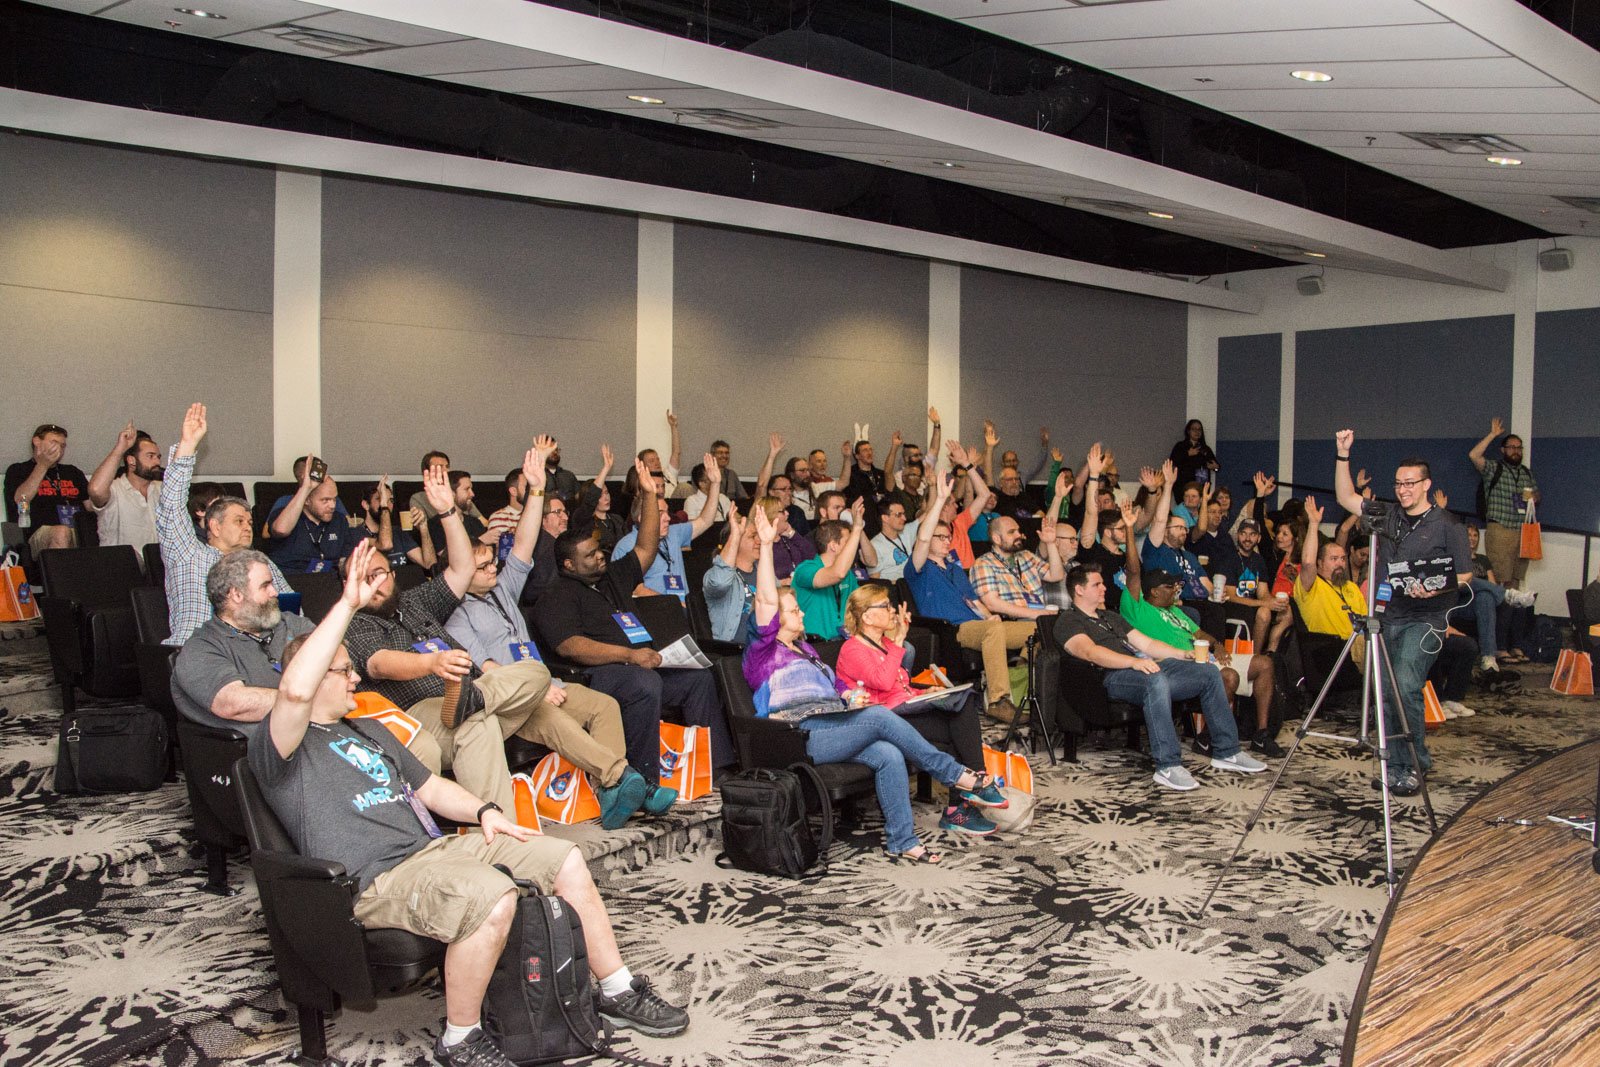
[1, 654, 1595, 1066]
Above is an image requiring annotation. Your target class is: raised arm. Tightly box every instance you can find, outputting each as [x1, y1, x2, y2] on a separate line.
[156, 404, 207, 554]
[511, 438, 552, 564]
[1150, 459, 1176, 539]
[1469, 416, 1504, 473]
[751, 503, 780, 627]
[884, 429, 903, 489]
[268, 456, 317, 538]
[1024, 427, 1051, 484]
[1300, 496, 1323, 593]
[911, 472, 952, 572]
[1333, 429, 1364, 515]
[422, 465, 475, 597]
[592, 443, 615, 492]
[88, 422, 138, 508]
[962, 444, 991, 524]
[927, 407, 942, 470]
[689, 452, 721, 538]
[812, 499, 868, 588]
[266, 540, 380, 759]
[665, 409, 682, 473]
[1079, 444, 1105, 544]
[1122, 507, 1143, 600]
[755, 432, 784, 498]
[981, 420, 999, 480]
[632, 456, 664, 568]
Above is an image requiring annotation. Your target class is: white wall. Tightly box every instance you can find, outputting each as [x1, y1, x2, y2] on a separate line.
[1189, 236, 1600, 615]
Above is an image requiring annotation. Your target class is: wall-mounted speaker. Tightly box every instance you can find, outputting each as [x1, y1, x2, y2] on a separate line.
[1538, 247, 1574, 272]
[1296, 275, 1325, 296]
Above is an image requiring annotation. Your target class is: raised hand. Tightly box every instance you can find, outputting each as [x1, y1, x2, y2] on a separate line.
[298, 454, 316, 488]
[725, 506, 748, 544]
[1304, 495, 1324, 528]
[1051, 447, 1064, 463]
[1160, 458, 1177, 487]
[1139, 466, 1159, 491]
[421, 464, 454, 514]
[1433, 488, 1449, 510]
[842, 439, 853, 460]
[928, 405, 940, 425]
[1262, 474, 1277, 495]
[962, 444, 981, 468]
[1040, 511, 1057, 542]
[849, 496, 866, 525]
[702, 451, 721, 488]
[1054, 469, 1072, 497]
[665, 409, 678, 430]
[935, 470, 955, 500]
[1335, 428, 1354, 452]
[750, 503, 777, 544]
[945, 439, 965, 465]
[522, 446, 547, 492]
[1490, 416, 1505, 439]
[375, 476, 393, 511]
[1039, 426, 1050, 446]
[1086, 442, 1105, 478]
[341, 539, 385, 610]
[632, 456, 654, 493]
[179, 402, 208, 454]
[1119, 500, 1139, 528]
[1100, 448, 1115, 469]
[890, 429, 903, 450]
[114, 421, 137, 453]
[768, 431, 785, 456]
[983, 420, 999, 448]
[598, 444, 615, 476]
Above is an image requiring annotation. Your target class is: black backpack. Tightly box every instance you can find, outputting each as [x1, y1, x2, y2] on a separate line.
[717, 764, 834, 878]
[483, 893, 605, 1065]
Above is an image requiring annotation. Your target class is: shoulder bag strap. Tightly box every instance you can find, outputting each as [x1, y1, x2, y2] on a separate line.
[788, 761, 835, 858]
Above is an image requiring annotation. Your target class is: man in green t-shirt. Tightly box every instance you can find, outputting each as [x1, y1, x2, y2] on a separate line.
[1123, 558, 1282, 758]
[792, 497, 868, 640]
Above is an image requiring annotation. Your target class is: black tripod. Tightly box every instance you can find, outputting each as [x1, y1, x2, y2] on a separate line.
[1200, 527, 1439, 912]
[1002, 632, 1058, 765]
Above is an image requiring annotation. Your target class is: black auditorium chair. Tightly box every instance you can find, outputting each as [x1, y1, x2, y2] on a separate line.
[391, 562, 429, 593]
[285, 571, 343, 624]
[129, 586, 179, 766]
[233, 759, 445, 1066]
[37, 545, 143, 715]
[179, 721, 249, 894]
[1056, 657, 1145, 762]
[142, 541, 165, 588]
[893, 578, 982, 684]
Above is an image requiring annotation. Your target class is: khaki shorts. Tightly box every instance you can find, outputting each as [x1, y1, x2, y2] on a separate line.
[354, 831, 575, 944]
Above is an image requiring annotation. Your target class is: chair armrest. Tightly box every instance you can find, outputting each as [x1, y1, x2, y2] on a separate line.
[37, 594, 85, 674]
[251, 846, 355, 887]
[731, 715, 811, 769]
[698, 638, 744, 658]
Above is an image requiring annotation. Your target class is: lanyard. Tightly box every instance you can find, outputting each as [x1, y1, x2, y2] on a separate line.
[471, 592, 518, 635]
[230, 624, 281, 671]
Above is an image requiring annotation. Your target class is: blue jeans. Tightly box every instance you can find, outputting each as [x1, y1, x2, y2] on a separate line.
[1469, 578, 1504, 657]
[1383, 621, 1438, 775]
[1103, 659, 1241, 770]
[800, 706, 966, 854]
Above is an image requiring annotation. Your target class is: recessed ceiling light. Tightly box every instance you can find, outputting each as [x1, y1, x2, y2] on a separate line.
[1303, 251, 1327, 258]
[1291, 70, 1332, 83]
[174, 7, 227, 17]
[934, 161, 964, 169]
[626, 95, 665, 105]
[1146, 211, 1175, 219]
[1486, 155, 1523, 166]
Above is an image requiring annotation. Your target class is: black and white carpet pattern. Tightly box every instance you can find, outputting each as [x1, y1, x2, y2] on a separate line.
[1, 663, 1595, 1066]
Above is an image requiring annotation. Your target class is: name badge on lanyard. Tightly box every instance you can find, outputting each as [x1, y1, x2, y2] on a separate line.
[612, 612, 652, 645]
[402, 782, 443, 839]
[498, 532, 515, 563]
[56, 503, 79, 525]
[307, 559, 332, 573]
[663, 573, 685, 594]
[411, 638, 450, 654]
[509, 641, 543, 663]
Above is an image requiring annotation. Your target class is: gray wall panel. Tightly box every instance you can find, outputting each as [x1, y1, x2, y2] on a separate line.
[673, 225, 929, 474]
[320, 178, 637, 475]
[960, 267, 1188, 472]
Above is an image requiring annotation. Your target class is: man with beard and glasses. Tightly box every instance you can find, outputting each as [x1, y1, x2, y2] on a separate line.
[265, 453, 355, 574]
[86, 422, 163, 555]
[344, 464, 555, 820]
[1334, 437, 1471, 797]
[969, 515, 1066, 622]
[157, 404, 293, 645]
[1468, 416, 1540, 591]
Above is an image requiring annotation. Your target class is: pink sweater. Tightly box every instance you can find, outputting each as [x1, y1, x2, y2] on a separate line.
[835, 635, 914, 709]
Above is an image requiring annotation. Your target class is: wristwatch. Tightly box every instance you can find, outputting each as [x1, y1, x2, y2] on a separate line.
[475, 801, 502, 823]
[437, 506, 459, 519]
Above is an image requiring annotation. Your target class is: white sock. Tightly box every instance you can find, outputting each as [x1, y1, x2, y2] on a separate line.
[599, 966, 635, 999]
[441, 1021, 478, 1047]
[1480, 656, 1497, 671]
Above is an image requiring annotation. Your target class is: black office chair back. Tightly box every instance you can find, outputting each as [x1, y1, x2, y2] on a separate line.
[393, 563, 429, 593]
[39, 544, 142, 607]
[631, 591, 691, 648]
[285, 571, 343, 623]
[130, 585, 171, 645]
[686, 586, 718, 645]
[73, 508, 100, 548]
[250, 482, 298, 540]
[713, 655, 759, 723]
[179, 721, 249, 875]
[1566, 590, 1592, 654]
[142, 542, 165, 587]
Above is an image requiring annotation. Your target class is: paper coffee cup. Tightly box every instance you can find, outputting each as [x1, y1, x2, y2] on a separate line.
[1192, 640, 1209, 664]
[1197, 554, 1210, 566]
[1211, 574, 1227, 602]
[1275, 591, 1288, 602]
[399, 511, 415, 531]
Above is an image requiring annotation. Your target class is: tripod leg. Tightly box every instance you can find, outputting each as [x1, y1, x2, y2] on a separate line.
[1366, 632, 1402, 895]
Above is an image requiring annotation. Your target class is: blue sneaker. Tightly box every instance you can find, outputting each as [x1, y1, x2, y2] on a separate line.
[642, 782, 679, 815]
[939, 801, 997, 836]
[959, 772, 1009, 809]
[598, 769, 651, 830]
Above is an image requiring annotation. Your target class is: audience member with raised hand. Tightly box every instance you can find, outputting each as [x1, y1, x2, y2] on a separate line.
[867, 492, 921, 583]
[901, 472, 1031, 722]
[970, 511, 1065, 623]
[792, 497, 870, 640]
[6, 421, 89, 552]
[752, 492, 815, 580]
[445, 444, 658, 830]
[939, 439, 990, 569]
[1139, 458, 1220, 631]
[157, 403, 292, 645]
[265, 452, 354, 574]
[1468, 415, 1539, 591]
[1059, 566, 1266, 792]
[343, 464, 557, 823]
[86, 421, 163, 554]
[252, 541, 687, 1064]
[754, 432, 787, 499]
[1293, 493, 1370, 676]
[704, 507, 760, 643]
[615, 452, 718, 598]
[1217, 516, 1285, 648]
[539, 441, 580, 505]
[538, 472, 734, 781]
[572, 444, 626, 552]
[743, 503, 1005, 864]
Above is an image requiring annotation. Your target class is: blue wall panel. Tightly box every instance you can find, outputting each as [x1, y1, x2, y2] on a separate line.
[1216, 333, 1281, 495]
[1532, 307, 1600, 531]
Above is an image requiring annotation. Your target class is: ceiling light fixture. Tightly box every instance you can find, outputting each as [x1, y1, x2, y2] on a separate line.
[1290, 70, 1332, 83]
[626, 95, 665, 105]
[1486, 155, 1523, 166]
[1146, 211, 1174, 219]
[174, 7, 227, 17]
[1303, 251, 1327, 258]
[934, 161, 964, 169]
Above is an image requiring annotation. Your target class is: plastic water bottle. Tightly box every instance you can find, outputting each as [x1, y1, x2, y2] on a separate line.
[848, 683, 869, 709]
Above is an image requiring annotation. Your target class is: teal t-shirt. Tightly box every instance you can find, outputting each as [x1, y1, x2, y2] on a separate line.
[791, 558, 858, 640]
[1120, 594, 1197, 651]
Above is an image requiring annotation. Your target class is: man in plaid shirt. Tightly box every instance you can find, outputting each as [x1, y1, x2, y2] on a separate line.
[969, 515, 1068, 622]
[155, 403, 291, 645]
[1469, 417, 1540, 590]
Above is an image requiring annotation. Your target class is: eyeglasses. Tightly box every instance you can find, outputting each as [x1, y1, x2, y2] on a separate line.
[930, 533, 951, 541]
[475, 559, 500, 573]
[327, 663, 358, 679]
[1393, 478, 1426, 489]
[864, 601, 893, 612]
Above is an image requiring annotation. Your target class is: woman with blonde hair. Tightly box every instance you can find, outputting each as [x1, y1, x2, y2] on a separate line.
[836, 586, 995, 837]
[742, 508, 1004, 863]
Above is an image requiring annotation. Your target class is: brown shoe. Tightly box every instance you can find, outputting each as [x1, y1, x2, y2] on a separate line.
[986, 696, 1018, 723]
[440, 678, 464, 730]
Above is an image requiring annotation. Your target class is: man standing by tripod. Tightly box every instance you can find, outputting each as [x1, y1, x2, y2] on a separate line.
[1333, 430, 1472, 796]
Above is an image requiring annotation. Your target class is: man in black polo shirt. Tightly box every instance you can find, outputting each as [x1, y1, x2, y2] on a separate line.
[345, 466, 553, 821]
[1334, 430, 1471, 796]
[264, 456, 356, 574]
[1056, 565, 1264, 792]
[536, 460, 734, 779]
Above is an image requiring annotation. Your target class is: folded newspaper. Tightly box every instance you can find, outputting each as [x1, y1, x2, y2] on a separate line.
[658, 635, 714, 670]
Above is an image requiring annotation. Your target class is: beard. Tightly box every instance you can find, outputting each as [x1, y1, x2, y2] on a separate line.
[366, 589, 401, 618]
[1330, 567, 1349, 587]
[133, 461, 163, 481]
[236, 599, 282, 632]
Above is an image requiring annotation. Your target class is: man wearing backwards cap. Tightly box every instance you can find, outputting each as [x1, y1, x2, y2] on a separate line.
[1217, 518, 1291, 651]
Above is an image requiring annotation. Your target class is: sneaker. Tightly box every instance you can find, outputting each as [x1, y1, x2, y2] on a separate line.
[986, 696, 1018, 723]
[1191, 730, 1213, 757]
[439, 678, 465, 730]
[959, 772, 1009, 809]
[1211, 752, 1267, 774]
[1153, 765, 1198, 791]
[1443, 700, 1476, 718]
[1479, 656, 1498, 673]
[596, 975, 690, 1037]
[938, 801, 997, 836]
[641, 782, 679, 815]
[433, 1027, 513, 1067]
[1388, 770, 1422, 797]
[597, 769, 651, 831]
[1440, 702, 1458, 720]
[1250, 730, 1285, 758]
